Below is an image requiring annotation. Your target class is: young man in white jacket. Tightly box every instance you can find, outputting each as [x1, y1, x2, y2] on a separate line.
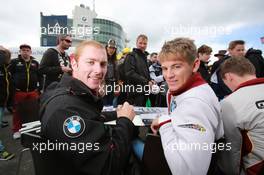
[151, 37, 224, 175]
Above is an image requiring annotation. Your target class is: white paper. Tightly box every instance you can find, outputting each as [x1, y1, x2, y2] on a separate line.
[104, 115, 145, 126]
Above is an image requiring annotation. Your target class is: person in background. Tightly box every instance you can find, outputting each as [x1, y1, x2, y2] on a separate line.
[149, 52, 165, 106]
[117, 47, 131, 105]
[9, 44, 40, 139]
[117, 47, 131, 83]
[210, 50, 227, 75]
[124, 34, 154, 106]
[245, 48, 264, 78]
[149, 52, 164, 85]
[39, 34, 72, 91]
[197, 44, 212, 83]
[0, 46, 15, 160]
[0, 46, 12, 128]
[210, 40, 246, 100]
[218, 57, 264, 175]
[103, 39, 119, 107]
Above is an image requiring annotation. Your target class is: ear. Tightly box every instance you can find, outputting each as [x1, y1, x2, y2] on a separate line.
[223, 73, 230, 81]
[71, 57, 78, 71]
[198, 53, 202, 59]
[192, 58, 200, 73]
[228, 48, 232, 55]
[224, 72, 235, 82]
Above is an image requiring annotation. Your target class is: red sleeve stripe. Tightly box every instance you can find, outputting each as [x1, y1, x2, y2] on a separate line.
[159, 119, 172, 128]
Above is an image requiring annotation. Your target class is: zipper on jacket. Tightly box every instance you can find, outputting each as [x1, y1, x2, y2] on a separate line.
[25, 60, 31, 92]
[4, 65, 9, 105]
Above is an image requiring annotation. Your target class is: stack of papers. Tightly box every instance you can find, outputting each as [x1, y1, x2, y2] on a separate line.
[104, 115, 145, 126]
[104, 107, 168, 126]
[134, 107, 168, 115]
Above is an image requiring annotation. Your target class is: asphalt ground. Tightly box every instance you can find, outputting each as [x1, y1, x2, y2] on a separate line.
[0, 111, 34, 175]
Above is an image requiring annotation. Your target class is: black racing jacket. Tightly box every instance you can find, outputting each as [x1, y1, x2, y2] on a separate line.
[198, 61, 210, 83]
[124, 48, 151, 86]
[0, 63, 12, 106]
[105, 49, 119, 85]
[40, 74, 136, 175]
[210, 55, 232, 100]
[39, 48, 70, 90]
[9, 56, 40, 92]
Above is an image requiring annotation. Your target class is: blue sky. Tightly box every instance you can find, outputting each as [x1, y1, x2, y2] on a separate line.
[215, 23, 264, 50]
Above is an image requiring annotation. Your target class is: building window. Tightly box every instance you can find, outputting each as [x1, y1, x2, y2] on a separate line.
[43, 38, 47, 46]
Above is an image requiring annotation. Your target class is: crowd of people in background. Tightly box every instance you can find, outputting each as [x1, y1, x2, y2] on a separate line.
[1, 34, 264, 174]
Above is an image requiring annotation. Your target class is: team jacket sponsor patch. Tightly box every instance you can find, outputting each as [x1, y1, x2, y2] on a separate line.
[31, 63, 37, 67]
[178, 124, 206, 132]
[63, 116, 86, 138]
[256, 100, 264, 109]
[16, 62, 23, 66]
[170, 97, 177, 113]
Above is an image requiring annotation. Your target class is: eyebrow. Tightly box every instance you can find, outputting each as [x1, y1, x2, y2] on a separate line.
[100, 60, 108, 64]
[161, 62, 183, 68]
[85, 58, 107, 63]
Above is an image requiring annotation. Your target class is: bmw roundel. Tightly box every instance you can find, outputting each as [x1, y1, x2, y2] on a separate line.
[63, 116, 85, 138]
[82, 16, 87, 22]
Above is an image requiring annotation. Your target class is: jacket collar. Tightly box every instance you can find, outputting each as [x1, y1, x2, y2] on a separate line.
[133, 48, 149, 56]
[59, 74, 102, 103]
[234, 78, 264, 92]
[18, 55, 35, 62]
[167, 73, 206, 113]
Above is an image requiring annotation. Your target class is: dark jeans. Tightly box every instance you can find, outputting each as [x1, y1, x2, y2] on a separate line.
[103, 93, 115, 106]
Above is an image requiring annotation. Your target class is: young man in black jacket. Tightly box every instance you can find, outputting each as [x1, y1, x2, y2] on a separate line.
[39, 34, 72, 90]
[197, 44, 212, 83]
[40, 40, 136, 175]
[210, 40, 245, 100]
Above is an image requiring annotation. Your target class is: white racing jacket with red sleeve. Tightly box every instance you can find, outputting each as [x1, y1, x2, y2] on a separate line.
[158, 73, 224, 175]
[218, 78, 264, 175]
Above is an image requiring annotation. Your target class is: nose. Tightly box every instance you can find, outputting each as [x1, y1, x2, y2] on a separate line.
[165, 68, 174, 80]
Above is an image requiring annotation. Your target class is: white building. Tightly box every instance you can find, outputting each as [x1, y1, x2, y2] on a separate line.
[71, 4, 97, 45]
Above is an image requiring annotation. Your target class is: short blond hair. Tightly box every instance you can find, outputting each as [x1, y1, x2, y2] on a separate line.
[74, 40, 105, 61]
[159, 37, 197, 64]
